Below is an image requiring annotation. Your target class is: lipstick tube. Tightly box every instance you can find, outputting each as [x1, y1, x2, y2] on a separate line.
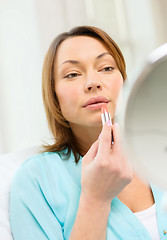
[101, 105, 112, 126]
[101, 105, 114, 143]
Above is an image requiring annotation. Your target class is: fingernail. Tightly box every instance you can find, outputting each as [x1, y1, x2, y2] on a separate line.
[107, 120, 112, 126]
[98, 133, 102, 139]
[114, 123, 119, 127]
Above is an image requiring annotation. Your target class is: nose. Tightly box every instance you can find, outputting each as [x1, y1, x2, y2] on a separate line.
[85, 79, 103, 92]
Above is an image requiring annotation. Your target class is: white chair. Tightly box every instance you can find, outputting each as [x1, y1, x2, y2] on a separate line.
[0, 146, 41, 240]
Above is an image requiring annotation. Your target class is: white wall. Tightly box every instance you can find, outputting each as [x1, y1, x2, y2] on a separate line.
[0, 0, 49, 154]
[0, 0, 167, 155]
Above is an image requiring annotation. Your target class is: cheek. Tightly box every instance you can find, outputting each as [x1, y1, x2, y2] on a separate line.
[55, 83, 79, 112]
[110, 72, 123, 115]
[110, 72, 123, 99]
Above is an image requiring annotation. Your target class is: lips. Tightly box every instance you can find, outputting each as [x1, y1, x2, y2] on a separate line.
[83, 96, 110, 107]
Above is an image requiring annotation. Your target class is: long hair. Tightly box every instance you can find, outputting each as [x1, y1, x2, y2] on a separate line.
[41, 26, 127, 163]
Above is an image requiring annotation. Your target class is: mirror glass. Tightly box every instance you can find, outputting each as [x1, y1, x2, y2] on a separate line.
[119, 44, 167, 190]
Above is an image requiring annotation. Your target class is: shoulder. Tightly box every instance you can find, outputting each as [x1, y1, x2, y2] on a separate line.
[11, 150, 81, 194]
[11, 151, 67, 184]
[12, 151, 60, 177]
[10, 152, 57, 193]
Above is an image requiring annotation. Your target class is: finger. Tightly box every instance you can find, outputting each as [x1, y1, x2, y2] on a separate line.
[97, 122, 112, 154]
[84, 139, 99, 163]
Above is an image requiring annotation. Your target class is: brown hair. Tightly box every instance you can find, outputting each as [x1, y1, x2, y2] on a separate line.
[41, 25, 127, 163]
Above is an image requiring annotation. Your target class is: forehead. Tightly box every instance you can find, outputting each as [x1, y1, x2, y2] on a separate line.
[56, 36, 110, 64]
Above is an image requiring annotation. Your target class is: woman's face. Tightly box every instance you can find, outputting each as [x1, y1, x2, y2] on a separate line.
[54, 36, 123, 129]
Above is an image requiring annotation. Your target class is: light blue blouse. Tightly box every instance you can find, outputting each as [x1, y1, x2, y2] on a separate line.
[10, 151, 167, 239]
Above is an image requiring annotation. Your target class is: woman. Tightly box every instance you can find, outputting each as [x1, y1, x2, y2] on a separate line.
[10, 26, 166, 240]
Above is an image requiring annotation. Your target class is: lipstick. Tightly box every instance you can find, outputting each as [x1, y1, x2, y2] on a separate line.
[101, 105, 114, 143]
[101, 105, 112, 126]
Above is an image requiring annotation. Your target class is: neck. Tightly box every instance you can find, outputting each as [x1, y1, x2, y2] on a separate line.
[70, 124, 102, 156]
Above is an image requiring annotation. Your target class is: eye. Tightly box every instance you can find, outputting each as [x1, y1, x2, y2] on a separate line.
[100, 66, 114, 72]
[64, 72, 81, 79]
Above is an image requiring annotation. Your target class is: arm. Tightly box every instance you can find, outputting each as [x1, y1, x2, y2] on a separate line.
[69, 194, 111, 240]
[70, 123, 133, 240]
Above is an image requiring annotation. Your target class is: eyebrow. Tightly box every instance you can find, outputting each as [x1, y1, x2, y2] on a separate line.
[96, 52, 112, 59]
[60, 52, 112, 67]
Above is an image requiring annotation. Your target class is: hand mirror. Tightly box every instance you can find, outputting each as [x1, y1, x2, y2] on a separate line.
[118, 43, 167, 190]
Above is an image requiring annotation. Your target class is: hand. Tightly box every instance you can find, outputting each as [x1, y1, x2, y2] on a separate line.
[81, 123, 133, 205]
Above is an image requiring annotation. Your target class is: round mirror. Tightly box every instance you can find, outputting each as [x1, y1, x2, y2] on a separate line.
[118, 43, 167, 190]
